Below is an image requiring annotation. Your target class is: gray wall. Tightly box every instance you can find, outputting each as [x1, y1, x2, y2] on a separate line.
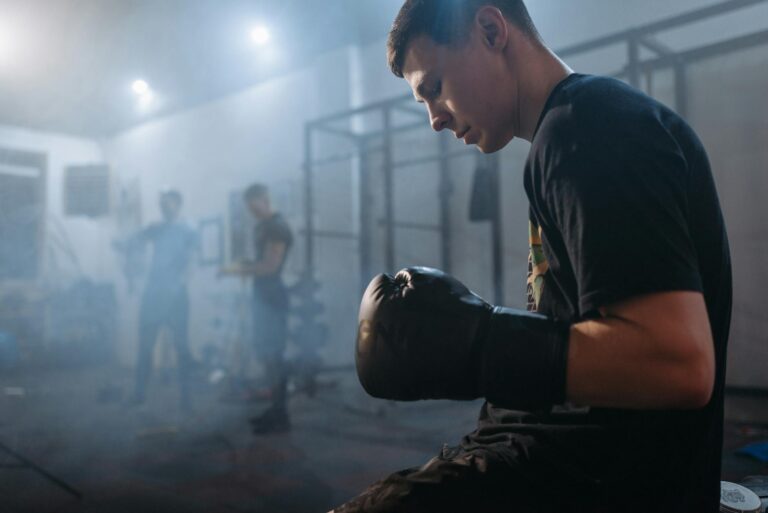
[1, 1, 764, 387]
[686, 46, 768, 388]
[102, 2, 768, 385]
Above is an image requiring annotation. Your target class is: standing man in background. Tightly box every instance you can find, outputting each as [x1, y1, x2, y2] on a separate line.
[221, 183, 294, 434]
[129, 189, 198, 412]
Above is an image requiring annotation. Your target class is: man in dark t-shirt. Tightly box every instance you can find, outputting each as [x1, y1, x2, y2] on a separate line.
[334, 1, 731, 512]
[222, 183, 294, 434]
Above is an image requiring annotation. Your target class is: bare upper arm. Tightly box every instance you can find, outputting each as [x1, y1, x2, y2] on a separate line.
[599, 291, 710, 348]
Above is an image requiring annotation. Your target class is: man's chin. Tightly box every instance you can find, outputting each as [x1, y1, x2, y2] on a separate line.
[475, 137, 509, 154]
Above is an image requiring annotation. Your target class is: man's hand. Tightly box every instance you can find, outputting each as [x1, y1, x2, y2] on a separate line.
[356, 267, 570, 410]
[357, 268, 714, 411]
[218, 262, 248, 278]
[218, 242, 287, 279]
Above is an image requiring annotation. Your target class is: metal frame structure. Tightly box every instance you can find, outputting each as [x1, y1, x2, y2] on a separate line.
[302, 0, 768, 302]
[303, 92, 501, 300]
[557, 0, 768, 118]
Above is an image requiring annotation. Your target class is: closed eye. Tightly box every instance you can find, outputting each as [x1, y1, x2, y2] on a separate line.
[415, 79, 441, 104]
[430, 81, 442, 99]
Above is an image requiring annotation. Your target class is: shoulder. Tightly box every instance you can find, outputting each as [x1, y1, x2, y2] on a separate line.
[536, 76, 667, 147]
[531, 75, 688, 183]
[143, 222, 164, 238]
[266, 214, 293, 242]
[164, 221, 197, 243]
[167, 220, 194, 234]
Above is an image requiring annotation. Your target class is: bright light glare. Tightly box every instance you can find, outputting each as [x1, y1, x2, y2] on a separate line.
[138, 90, 154, 108]
[250, 25, 271, 46]
[130, 79, 155, 113]
[132, 79, 149, 95]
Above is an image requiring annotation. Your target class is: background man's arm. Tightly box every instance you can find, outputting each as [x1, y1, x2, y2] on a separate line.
[566, 290, 715, 410]
[221, 241, 286, 278]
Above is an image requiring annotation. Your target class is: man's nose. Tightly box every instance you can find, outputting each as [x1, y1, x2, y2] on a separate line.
[428, 105, 450, 132]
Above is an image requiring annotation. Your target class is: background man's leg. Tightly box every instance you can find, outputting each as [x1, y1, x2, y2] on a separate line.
[133, 317, 160, 404]
[251, 299, 290, 433]
[169, 293, 192, 411]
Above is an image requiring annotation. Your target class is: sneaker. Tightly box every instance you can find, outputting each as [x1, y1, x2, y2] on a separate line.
[249, 407, 290, 434]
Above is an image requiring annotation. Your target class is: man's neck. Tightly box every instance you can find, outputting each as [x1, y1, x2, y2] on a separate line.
[515, 46, 573, 142]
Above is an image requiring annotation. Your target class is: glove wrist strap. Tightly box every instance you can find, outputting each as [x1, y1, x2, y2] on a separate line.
[479, 306, 570, 410]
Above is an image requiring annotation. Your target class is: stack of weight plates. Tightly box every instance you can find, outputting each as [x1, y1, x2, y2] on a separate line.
[721, 481, 764, 513]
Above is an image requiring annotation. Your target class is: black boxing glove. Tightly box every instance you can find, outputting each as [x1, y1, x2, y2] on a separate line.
[355, 267, 570, 410]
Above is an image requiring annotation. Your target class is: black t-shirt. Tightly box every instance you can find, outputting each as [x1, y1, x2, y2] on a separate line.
[253, 212, 293, 309]
[476, 74, 732, 511]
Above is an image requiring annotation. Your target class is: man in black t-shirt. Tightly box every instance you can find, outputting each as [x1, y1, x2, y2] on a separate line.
[334, 1, 731, 512]
[221, 183, 294, 434]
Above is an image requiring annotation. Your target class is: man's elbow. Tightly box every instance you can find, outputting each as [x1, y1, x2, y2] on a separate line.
[674, 350, 715, 409]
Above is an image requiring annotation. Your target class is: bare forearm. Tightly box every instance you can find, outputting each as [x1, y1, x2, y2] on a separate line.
[567, 321, 705, 409]
[237, 261, 278, 277]
[219, 260, 279, 278]
[565, 292, 714, 410]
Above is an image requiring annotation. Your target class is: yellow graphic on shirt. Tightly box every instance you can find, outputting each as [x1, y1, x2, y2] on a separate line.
[527, 220, 548, 312]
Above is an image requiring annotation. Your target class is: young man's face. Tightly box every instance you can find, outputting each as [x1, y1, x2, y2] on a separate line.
[402, 31, 517, 153]
[160, 196, 181, 221]
[247, 195, 270, 220]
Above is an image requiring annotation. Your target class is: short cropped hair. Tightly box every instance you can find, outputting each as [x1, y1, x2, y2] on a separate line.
[244, 183, 269, 202]
[387, 0, 540, 77]
[160, 189, 183, 205]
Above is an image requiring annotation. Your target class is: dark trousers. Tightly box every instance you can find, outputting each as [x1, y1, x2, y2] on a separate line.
[134, 288, 191, 407]
[334, 423, 607, 512]
[253, 295, 288, 411]
[333, 405, 710, 513]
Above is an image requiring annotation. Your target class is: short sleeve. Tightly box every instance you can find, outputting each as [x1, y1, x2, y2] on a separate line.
[544, 140, 702, 315]
[266, 219, 292, 246]
[137, 223, 160, 243]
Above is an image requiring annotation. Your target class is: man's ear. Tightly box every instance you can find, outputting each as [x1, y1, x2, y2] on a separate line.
[476, 6, 509, 50]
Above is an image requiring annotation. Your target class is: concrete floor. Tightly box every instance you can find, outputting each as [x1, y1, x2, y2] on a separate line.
[0, 365, 480, 512]
[0, 365, 766, 513]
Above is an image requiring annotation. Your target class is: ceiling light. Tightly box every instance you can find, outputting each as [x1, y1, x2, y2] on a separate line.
[132, 79, 149, 95]
[250, 25, 271, 46]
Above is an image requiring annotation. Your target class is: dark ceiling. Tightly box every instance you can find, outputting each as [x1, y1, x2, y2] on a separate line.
[0, 0, 403, 137]
[2, 0, 767, 137]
